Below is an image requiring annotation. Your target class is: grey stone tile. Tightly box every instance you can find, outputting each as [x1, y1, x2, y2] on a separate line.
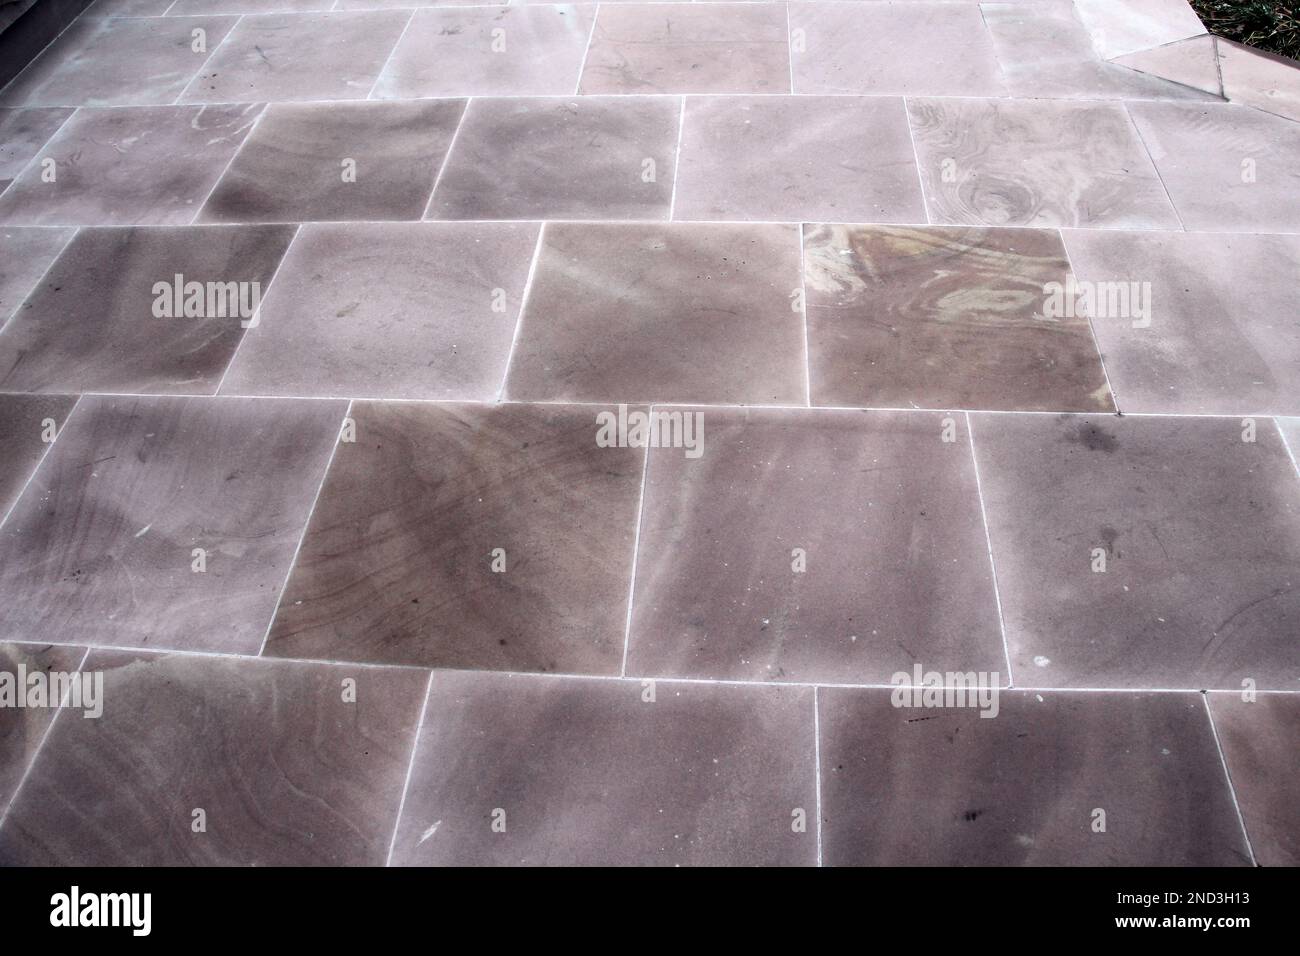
[220, 221, 540, 399]
[627, 408, 1003, 683]
[264, 401, 643, 673]
[178, 11, 410, 103]
[0, 104, 262, 227]
[819, 688, 1251, 865]
[0, 652, 426, 865]
[1208, 693, 1300, 866]
[804, 224, 1113, 411]
[0, 643, 86, 812]
[199, 100, 464, 224]
[1062, 229, 1300, 415]
[790, 2, 1006, 96]
[970, 412, 1300, 689]
[389, 672, 817, 866]
[672, 96, 926, 223]
[1072, 0, 1207, 60]
[427, 97, 676, 221]
[1126, 101, 1300, 234]
[0, 224, 295, 394]
[0, 226, 74, 321]
[909, 97, 1181, 228]
[0, 396, 346, 654]
[373, 6, 595, 99]
[578, 3, 790, 94]
[0, 394, 78, 519]
[983, 1, 1216, 100]
[503, 222, 804, 404]
[1112, 33, 1222, 95]
[0, 108, 72, 196]
[0, 16, 238, 107]
[1217, 39, 1300, 123]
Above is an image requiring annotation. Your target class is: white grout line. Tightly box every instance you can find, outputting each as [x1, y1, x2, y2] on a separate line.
[495, 222, 546, 402]
[385, 668, 435, 866]
[172, 14, 245, 106]
[574, 3, 599, 95]
[187, 101, 269, 225]
[213, 223, 302, 394]
[1121, 100, 1187, 233]
[15, 91, 1279, 109]
[1202, 694, 1257, 866]
[420, 97, 473, 220]
[619, 426, 652, 677]
[0, 394, 82, 532]
[667, 95, 686, 220]
[0, 646, 92, 836]
[0, 107, 78, 199]
[365, 7, 417, 100]
[5, 214, 1289, 240]
[1057, 228, 1121, 413]
[254, 398, 352, 656]
[900, 97, 932, 225]
[797, 221, 811, 406]
[6, 636, 1300, 695]
[965, 411, 1014, 688]
[2, 389, 1297, 421]
[0, 225, 79, 345]
[1275, 417, 1300, 477]
[784, 1, 796, 94]
[812, 685, 823, 867]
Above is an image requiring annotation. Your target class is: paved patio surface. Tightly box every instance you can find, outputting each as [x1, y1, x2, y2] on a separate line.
[0, 0, 1297, 866]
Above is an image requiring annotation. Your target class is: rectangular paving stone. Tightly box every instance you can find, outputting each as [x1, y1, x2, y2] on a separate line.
[578, 4, 790, 95]
[373, 6, 595, 99]
[791, 2, 1005, 96]
[85, 0, 181, 15]
[626, 408, 1005, 683]
[0, 224, 295, 394]
[220, 221, 540, 400]
[1208, 693, 1300, 866]
[0, 643, 86, 814]
[0, 394, 78, 521]
[389, 672, 817, 866]
[198, 100, 464, 224]
[264, 401, 643, 673]
[1126, 101, 1300, 234]
[0, 396, 346, 653]
[0, 652, 426, 865]
[179, 11, 410, 103]
[672, 96, 926, 224]
[0, 227, 74, 321]
[909, 97, 1180, 229]
[0, 104, 263, 227]
[0, 108, 72, 195]
[970, 413, 1300, 689]
[426, 97, 677, 221]
[0, 16, 237, 107]
[819, 688, 1251, 865]
[1063, 229, 1300, 415]
[503, 222, 804, 404]
[804, 224, 1114, 412]
[983, 1, 1214, 100]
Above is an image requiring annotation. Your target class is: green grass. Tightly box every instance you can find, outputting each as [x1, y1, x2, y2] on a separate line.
[1189, 1, 1300, 60]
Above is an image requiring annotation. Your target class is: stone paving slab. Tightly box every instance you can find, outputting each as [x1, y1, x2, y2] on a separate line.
[0, 0, 1296, 869]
